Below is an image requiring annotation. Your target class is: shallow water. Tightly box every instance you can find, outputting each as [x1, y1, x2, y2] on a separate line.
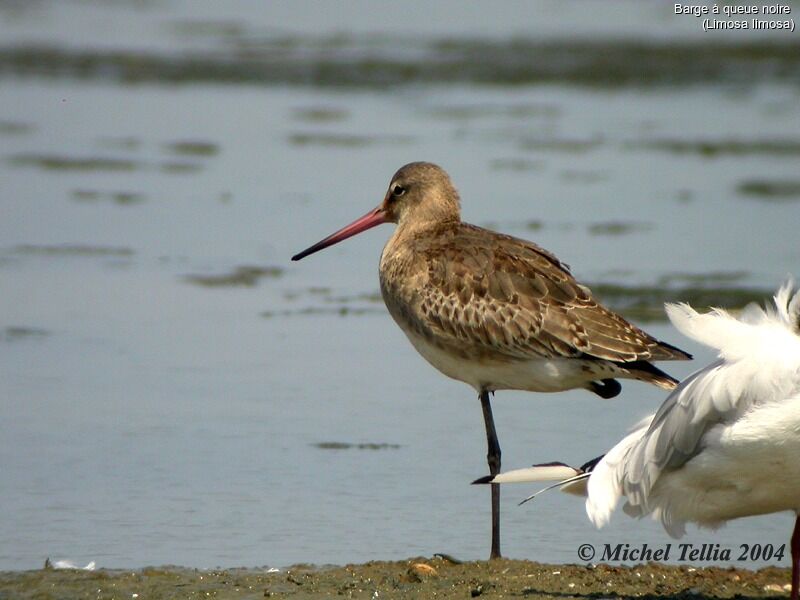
[1, 0, 800, 572]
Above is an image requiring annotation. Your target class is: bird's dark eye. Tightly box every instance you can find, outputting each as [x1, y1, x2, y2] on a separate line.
[391, 184, 406, 197]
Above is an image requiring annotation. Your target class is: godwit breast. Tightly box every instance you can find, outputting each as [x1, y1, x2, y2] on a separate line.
[292, 161, 690, 559]
[482, 283, 800, 597]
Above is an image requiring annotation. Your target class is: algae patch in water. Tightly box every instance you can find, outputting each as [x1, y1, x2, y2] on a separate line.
[588, 221, 654, 236]
[184, 265, 284, 288]
[72, 190, 145, 205]
[427, 103, 560, 121]
[9, 153, 140, 172]
[482, 220, 546, 233]
[659, 271, 750, 286]
[288, 132, 411, 148]
[292, 107, 349, 123]
[261, 306, 383, 318]
[268, 288, 384, 318]
[2, 326, 50, 341]
[525, 220, 544, 232]
[11, 244, 135, 257]
[2, 40, 799, 88]
[587, 282, 770, 322]
[311, 442, 401, 450]
[0, 120, 34, 135]
[165, 140, 219, 157]
[520, 136, 604, 154]
[737, 179, 800, 201]
[323, 291, 383, 305]
[160, 161, 204, 174]
[489, 157, 544, 172]
[288, 133, 372, 148]
[627, 138, 800, 157]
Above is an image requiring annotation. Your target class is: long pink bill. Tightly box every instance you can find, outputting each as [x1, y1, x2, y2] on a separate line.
[291, 206, 387, 261]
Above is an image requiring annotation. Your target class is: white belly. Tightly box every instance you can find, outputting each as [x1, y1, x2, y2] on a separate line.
[401, 326, 598, 393]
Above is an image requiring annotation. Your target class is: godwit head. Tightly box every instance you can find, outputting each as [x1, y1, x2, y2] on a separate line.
[291, 162, 458, 261]
[382, 162, 461, 227]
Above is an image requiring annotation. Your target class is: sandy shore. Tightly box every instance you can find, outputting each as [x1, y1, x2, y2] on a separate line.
[0, 557, 793, 599]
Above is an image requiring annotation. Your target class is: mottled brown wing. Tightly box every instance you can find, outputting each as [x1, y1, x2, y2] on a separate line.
[399, 223, 685, 363]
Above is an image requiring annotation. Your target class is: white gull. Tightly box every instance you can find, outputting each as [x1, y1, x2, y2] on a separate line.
[479, 283, 800, 599]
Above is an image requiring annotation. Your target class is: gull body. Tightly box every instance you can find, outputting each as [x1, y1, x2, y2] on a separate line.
[292, 161, 690, 558]
[482, 284, 800, 597]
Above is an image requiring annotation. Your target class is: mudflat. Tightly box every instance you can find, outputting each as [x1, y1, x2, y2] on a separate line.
[0, 557, 791, 599]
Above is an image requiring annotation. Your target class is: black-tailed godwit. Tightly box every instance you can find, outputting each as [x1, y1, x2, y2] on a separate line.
[292, 161, 690, 558]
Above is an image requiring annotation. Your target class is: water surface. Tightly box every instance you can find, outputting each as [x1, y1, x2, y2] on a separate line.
[1, 0, 800, 572]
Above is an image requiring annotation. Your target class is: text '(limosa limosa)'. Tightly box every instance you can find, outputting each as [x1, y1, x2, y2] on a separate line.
[481, 283, 800, 598]
[291, 161, 691, 559]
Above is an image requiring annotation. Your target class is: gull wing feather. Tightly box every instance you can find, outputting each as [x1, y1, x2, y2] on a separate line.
[591, 286, 800, 529]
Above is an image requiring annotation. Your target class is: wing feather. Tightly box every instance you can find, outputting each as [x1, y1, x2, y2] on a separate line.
[590, 284, 800, 532]
[386, 222, 684, 363]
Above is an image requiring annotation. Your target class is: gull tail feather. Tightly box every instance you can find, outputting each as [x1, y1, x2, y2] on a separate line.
[519, 472, 592, 506]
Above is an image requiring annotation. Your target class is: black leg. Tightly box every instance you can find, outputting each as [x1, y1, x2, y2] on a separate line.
[480, 390, 501, 559]
[791, 514, 799, 600]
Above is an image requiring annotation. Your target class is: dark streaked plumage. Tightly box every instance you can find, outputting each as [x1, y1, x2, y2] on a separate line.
[380, 219, 687, 386]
